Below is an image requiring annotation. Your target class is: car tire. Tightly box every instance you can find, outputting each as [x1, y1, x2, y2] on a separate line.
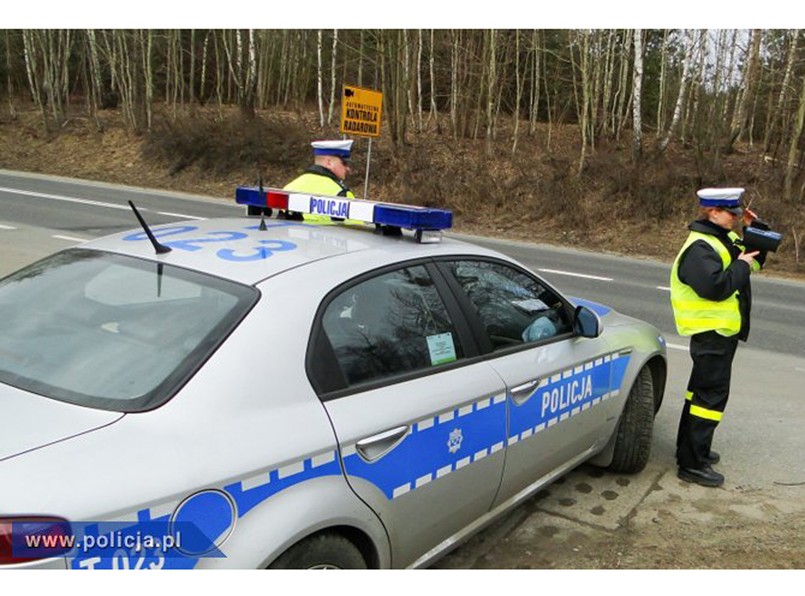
[268, 532, 368, 569]
[607, 365, 654, 474]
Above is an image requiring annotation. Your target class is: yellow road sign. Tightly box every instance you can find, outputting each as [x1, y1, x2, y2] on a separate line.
[340, 85, 383, 138]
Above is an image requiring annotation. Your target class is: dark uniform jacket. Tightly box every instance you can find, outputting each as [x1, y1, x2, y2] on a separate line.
[676, 219, 766, 341]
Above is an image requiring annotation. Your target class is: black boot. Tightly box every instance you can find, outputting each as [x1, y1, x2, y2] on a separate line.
[678, 464, 724, 487]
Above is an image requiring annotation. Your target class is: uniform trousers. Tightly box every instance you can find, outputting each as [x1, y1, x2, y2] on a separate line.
[676, 330, 739, 470]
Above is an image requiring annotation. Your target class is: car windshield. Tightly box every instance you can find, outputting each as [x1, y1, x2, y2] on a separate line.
[0, 249, 257, 412]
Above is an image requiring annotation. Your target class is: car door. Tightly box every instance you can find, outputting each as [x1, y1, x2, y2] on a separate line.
[436, 258, 623, 505]
[309, 262, 508, 568]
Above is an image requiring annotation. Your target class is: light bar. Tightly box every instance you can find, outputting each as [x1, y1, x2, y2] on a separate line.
[236, 186, 453, 234]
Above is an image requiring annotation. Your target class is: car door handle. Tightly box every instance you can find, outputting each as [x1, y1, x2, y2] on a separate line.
[510, 379, 541, 406]
[355, 425, 410, 463]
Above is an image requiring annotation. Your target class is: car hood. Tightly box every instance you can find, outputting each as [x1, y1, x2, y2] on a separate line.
[0, 383, 124, 461]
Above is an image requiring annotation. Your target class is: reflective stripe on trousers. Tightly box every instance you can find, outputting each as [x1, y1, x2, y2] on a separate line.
[685, 391, 724, 422]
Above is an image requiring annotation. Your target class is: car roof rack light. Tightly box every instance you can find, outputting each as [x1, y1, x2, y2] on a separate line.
[235, 186, 452, 243]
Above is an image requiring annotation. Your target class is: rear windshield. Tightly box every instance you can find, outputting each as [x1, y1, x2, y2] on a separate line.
[0, 249, 257, 412]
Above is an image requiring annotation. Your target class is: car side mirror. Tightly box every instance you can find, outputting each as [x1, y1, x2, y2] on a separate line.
[573, 305, 601, 338]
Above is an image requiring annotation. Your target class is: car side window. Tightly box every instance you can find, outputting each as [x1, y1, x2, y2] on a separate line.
[321, 265, 464, 386]
[445, 260, 571, 351]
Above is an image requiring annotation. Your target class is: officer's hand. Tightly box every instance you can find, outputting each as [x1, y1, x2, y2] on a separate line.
[738, 250, 760, 266]
[743, 207, 758, 227]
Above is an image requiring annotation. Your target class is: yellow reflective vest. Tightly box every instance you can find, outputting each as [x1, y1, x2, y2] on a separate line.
[670, 231, 742, 337]
[283, 170, 355, 223]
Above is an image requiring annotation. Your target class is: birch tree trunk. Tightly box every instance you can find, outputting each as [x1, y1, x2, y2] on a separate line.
[528, 29, 540, 135]
[614, 29, 632, 142]
[573, 30, 592, 175]
[512, 30, 522, 155]
[5, 31, 16, 118]
[189, 29, 196, 105]
[200, 31, 210, 103]
[484, 29, 497, 157]
[681, 30, 707, 144]
[357, 30, 364, 87]
[656, 29, 669, 137]
[21, 30, 45, 127]
[86, 29, 104, 129]
[416, 29, 423, 132]
[450, 30, 459, 138]
[600, 29, 616, 136]
[141, 30, 153, 131]
[727, 29, 762, 152]
[328, 29, 337, 126]
[632, 29, 644, 163]
[658, 29, 696, 153]
[317, 30, 324, 127]
[428, 29, 438, 128]
[765, 29, 798, 153]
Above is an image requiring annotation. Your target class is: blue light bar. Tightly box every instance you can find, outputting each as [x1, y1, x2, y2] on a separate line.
[373, 204, 453, 230]
[235, 186, 453, 233]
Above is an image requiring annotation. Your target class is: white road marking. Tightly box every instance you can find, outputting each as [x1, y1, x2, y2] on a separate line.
[538, 268, 613, 282]
[657, 286, 671, 291]
[0, 224, 17, 230]
[158, 211, 206, 220]
[667, 343, 689, 351]
[0, 186, 131, 210]
[52, 235, 89, 243]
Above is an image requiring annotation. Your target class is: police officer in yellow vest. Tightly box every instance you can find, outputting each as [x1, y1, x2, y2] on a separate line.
[283, 139, 355, 223]
[670, 188, 766, 487]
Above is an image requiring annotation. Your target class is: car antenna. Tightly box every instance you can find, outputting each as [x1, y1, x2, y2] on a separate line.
[258, 175, 268, 231]
[128, 200, 172, 254]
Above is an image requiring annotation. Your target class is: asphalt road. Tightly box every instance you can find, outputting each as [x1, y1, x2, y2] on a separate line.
[2, 170, 805, 568]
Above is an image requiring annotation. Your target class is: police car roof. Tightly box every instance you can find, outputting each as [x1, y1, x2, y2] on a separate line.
[81, 216, 496, 286]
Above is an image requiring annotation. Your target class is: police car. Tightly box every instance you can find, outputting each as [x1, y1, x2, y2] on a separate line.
[0, 188, 666, 569]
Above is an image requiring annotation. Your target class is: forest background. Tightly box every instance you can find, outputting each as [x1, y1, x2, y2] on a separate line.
[2, 27, 805, 277]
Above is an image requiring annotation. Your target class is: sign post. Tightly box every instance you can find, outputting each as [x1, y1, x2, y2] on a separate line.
[340, 85, 383, 199]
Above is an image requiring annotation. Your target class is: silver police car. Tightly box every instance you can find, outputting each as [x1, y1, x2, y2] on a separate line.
[0, 189, 666, 569]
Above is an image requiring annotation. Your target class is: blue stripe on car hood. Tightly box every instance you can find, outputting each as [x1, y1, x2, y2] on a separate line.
[569, 297, 612, 317]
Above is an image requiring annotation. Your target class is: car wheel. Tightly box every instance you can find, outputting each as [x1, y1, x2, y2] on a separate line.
[268, 533, 367, 569]
[607, 365, 654, 474]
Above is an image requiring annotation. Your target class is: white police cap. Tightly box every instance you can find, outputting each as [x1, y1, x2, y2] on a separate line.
[697, 187, 744, 214]
[312, 139, 353, 159]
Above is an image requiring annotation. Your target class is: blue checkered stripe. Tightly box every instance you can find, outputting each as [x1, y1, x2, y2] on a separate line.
[69, 449, 343, 570]
[341, 394, 509, 500]
[508, 351, 631, 443]
[225, 449, 342, 517]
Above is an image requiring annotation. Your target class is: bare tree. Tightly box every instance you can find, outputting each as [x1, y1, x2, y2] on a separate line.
[528, 29, 541, 135]
[512, 30, 523, 154]
[316, 30, 324, 127]
[484, 29, 497, 157]
[428, 29, 438, 128]
[632, 29, 643, 163]
[765, 29, 799, 153]
[785, 71, 805, 203]
[658, 30, 698, 153]
[328, 30, 338, 126]
[572, 30, 592, 175]
[727, 29, 762, 152]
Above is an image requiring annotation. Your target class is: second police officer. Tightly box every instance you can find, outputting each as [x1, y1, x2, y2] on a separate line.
[283, 139, 355, 223]
[669, 187, 766, 488]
